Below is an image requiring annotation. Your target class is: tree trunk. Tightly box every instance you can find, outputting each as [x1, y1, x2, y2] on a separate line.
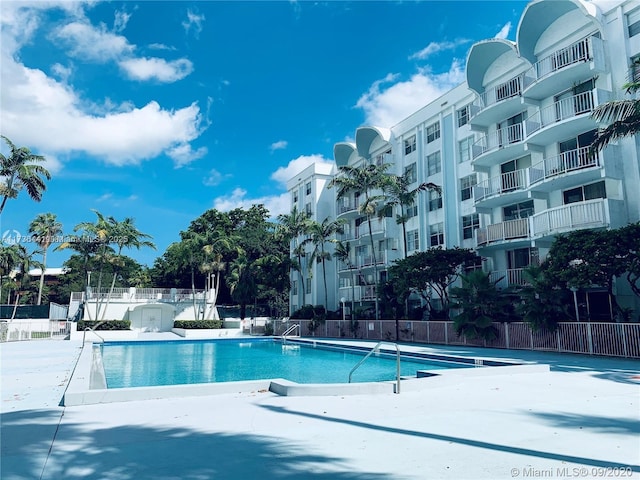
[37, 249, 47, 305]
[366, 216, 379, 320]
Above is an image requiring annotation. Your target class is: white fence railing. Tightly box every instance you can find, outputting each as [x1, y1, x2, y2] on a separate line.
[531, 199, 607, 237]
[0, 320, 74, 342]
[529, 146, 599, 184]
[476, 218, 530, 246]
[293, 320, 640, 358]
[525, 91, 595, 135]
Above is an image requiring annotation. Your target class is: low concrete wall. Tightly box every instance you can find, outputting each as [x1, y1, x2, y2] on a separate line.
[171, 328, 243, 338]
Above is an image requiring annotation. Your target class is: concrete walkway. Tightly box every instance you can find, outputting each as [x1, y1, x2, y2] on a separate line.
[1, 339, 639, 480]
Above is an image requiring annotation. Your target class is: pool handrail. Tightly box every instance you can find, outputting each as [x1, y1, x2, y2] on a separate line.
[348, 341, 401, 394]
[281, 323, 300, 344]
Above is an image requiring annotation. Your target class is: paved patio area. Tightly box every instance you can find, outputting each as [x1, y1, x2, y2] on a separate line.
[1, 339, 639, 480]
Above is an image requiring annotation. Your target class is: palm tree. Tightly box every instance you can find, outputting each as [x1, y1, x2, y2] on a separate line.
[10, 245, 42, 318]
[329, 162, 392, 320]
[28, 213, 63, 305]
[306, 217, 345, 311]
[201, 229, 240, 320]
[590, 61, 640, 153]
[0, 136, 51, 213]
[379, 172, 441, 259]
[228, 252, 256, 321]
[100, 216, 155, 320]
[333, 240, 357, 318]
[0, 244, 21, 304]
[277, 206, 312, 309]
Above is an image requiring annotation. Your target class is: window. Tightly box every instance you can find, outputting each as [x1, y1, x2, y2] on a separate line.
[305, 278, 311, 295]
[426, 122, 440, 143]
[460, 174, 477, 201]
[305, 182, 311, 195]
[462, 214, 480, 240]
[563, 181, 606, 204]
[457, 104, 470, 127]
[428, 190, 442, 211]
[407, 229, 419, 252]
[404, 163, 417, 183]
[404, 135, 416, 155]
[430, 222, 444, 247]
[503, 200, 534, 220]
[427, 151, 441, 176]
[305, 202, 312, 215]
[508, 248, 539, 269]
[293, 191, 298, 203]
[631, 56, 640, 83]
[406, 203, 418, 218]
[375, 149, 392, 166]
[292, 280, 298, 296]
[459, 136, 474, 163]
[628, 9, 640, 37]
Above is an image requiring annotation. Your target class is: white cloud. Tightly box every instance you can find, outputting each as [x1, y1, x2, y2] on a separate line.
[182, 10, 205, 37]
[409, 39, 470, 61]
[119, 57, 194, 82]
[495, 22, 511, 40]
[97, 193, 113, 202]
[269, 140, 288, 153]
[0, 4, 206, 167]
[270, 154, 333, 186]
[41, 153, 63, 175]
[113, 9, 131, 33]
[355, 62, 465, 127]
[50, 63, 72, 82]
[203, 169, 224, 187]
[167, 143, 208, 168]
[54, 21, 135, 61]
[148, 43, 176, 51]
[213, 188, 290, 219]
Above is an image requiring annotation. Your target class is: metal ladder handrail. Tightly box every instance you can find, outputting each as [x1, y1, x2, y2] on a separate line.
[281, 323, 300, 344]
[83, 326, 105, 344]
[348, 341, 401, 394]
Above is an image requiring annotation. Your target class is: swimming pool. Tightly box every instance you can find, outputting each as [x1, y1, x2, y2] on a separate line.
[100, 338, 472, 388]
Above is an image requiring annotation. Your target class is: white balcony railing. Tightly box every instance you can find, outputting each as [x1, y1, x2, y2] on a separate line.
[523, 37, 593, 87]
[474, 169, 527, 202]
[529, 146, 600, 184]
[525, 91, 594, 136]
[489, 268, 527, 289]
[472, 75, 523, 118]
[472, 122, 525, 159]
[476, 218, 530, 246]
[531, 199, 607, 237]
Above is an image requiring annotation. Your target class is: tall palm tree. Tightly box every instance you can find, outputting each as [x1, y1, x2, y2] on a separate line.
[276, 206, 312, 308]
[28, 213, 63, 305]
[10, 245, 42, 318]
[590, 61, 640, 153]
[228, 252, 256, 320]
[100, 216, 155, 320]
[333, 240, 357, 318]
[379, 173, 441, 259]
[0, 244, 21, 304]
[201, 229, 240, 320]
[329, 162, 392, 320]
[0, 136, 51, 213]
[306, 217, 345, 311]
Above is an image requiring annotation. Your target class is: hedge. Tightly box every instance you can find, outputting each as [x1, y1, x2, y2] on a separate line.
[173, 320, 223, 329]
[77, 320, 131, 331]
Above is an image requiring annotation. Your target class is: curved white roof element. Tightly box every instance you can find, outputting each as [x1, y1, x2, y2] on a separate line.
[355, 126, 391, 158]
[517, 0, 601, 64]
[333, 142, 357, 167]
[466, 39, 519, 95]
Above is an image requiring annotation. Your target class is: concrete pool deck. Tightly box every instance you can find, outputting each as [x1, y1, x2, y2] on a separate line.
[1, 338, 639, 480]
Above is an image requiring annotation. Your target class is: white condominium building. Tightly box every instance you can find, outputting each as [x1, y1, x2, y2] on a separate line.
[287, 0, 640, 317]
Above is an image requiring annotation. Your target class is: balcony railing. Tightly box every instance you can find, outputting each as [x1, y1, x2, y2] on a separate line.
[531, 199, 607, 237]
[489, 268, 527, 289]
[476, 218, 530, 247]
[525, 91, 594, 136]
[529, 146, 599, 184]
[338, 201, 359, 214]
[474, 169, 527, 203]
[523, 37, 592, 87]
[472, 122, 525, 160]
[472, 75, 523, 118]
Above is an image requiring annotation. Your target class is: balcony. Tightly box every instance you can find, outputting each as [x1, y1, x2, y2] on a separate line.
[531, 199, 608, 239]
[528, 146, 604, 192]
[525, 90, 606, 146]
[473, 169, 530, 208]
[472, 122, 526, 167]
[356, 218, 386, 239]
[523, 36, 605, 100]
[470, 75, 524, 127]
[338, 285, 376, 302]
[476, 218, 530, 248]
[337, 199, 360, 217]
[489, 269, 527, 289]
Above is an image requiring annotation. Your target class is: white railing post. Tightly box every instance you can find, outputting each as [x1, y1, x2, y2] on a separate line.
[587, 322, 593, 354]
[505, 323, 510, 349]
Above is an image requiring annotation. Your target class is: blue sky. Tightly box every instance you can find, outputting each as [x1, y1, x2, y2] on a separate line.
[0, 0, 527, 268]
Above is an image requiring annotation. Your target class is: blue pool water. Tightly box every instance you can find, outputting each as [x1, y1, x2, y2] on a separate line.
[100, 339, 471, 388]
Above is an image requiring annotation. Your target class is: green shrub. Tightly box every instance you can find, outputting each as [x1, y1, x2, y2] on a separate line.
[173, 320, 223, 329]
[78, 320, 131, 331]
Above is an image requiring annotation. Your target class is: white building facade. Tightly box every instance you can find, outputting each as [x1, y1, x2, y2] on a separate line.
[287, 0, 640, 317]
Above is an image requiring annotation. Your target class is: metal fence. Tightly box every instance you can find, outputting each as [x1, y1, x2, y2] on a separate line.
[287, 320, 640, 359]
[0, 320, 73, 342]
